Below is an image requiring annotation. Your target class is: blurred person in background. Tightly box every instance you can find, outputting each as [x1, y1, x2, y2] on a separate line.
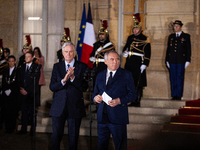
[33, 47, 45, 106]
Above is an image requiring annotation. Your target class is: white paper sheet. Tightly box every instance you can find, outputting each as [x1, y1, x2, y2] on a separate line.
[102, 92, 112, 105]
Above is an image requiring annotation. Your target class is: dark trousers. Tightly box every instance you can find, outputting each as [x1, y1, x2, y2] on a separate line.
[20, 102, 36, 132]
[4, 97, 17, 132]
[97, 122, 127, 150]
[169, 63, 185, 97]
[51, 109, 82, 150]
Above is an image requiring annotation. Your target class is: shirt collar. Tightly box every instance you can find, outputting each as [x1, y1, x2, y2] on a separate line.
[176, 31, 182, 36]
[26, 62, 32, 68]
[65, 58, 75, 68]
[9, 66, 15, 75]
[107, 68, 117, 77]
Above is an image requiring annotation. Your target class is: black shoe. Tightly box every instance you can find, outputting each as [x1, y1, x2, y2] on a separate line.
[176, 97, 181, 100]
[16, 130, 27, 135]
[29, 131, 33, 136]
[91, 109, 97, 113]
[5, 130, 14, 134]
[171, 96, 177, 100]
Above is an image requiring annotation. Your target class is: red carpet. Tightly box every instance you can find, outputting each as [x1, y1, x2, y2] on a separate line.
[163, 99, 200, 133]
[186, 99, 200, 107]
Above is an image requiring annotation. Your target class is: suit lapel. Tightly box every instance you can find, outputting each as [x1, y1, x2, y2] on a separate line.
[109, 68, 121, 85]
[73, 60, 79, 76]
[61, 61, 67, 78]
[103, 69, 107, 88]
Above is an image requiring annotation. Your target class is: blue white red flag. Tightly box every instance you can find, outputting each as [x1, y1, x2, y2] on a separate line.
[81, 3, 96, 68]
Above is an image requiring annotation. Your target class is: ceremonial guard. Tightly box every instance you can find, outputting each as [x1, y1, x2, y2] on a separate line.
[17, 35, 32, 69]
[2, 55, 18, 133]
[0, 39, 8, 75]
[89, 20, 115, 76]
[123, 13, 151, 107]
[57, 28, 71, 62]
[165, 20, 191, 100]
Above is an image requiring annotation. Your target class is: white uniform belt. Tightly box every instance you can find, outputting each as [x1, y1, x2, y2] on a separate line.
[128, 52, 144, 57]
[96, 58, 104, 62]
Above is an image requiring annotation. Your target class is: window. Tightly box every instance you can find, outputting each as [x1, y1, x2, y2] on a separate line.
[19, 0, 65, 69]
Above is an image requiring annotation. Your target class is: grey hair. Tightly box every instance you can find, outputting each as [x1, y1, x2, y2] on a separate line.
[62, 41, 75, 51]
[104, 50, 119, 61]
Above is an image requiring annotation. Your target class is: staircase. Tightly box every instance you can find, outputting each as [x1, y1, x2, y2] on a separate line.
[18, 97, 187, 139]
[162, 99, 200, 134]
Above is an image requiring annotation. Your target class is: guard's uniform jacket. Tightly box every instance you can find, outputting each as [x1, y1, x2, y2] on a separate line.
[57, 49, 64, 62]
[166, 32, 191, 64]
[0, 59, 8, 75]
[123, 33, 151, 87]
[90, 38, 115, 74]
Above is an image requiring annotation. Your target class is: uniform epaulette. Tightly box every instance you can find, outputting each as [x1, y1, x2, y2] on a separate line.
[146, 37, 151, 43]
[141, 34, 151, 43]
[143, 34, 148, 38]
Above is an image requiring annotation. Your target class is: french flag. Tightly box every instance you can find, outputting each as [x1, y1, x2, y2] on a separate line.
[81, 3, 96, 68]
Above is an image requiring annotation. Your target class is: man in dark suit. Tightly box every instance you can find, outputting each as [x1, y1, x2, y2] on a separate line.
[2, 55, 18, 133]
[92, 50, 137, 150]
[49, 42, 88, 150]
[166, 20, 191, 100]
[18, 51, 40, 134]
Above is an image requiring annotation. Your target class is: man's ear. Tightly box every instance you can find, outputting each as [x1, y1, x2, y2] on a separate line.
[104, 60, 107, 65]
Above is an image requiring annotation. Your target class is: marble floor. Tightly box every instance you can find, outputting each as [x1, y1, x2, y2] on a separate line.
[0, 127, 138, 150]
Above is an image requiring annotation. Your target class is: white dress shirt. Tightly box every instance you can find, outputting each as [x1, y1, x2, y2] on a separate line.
[9, 66, 15, 76]
[176, 31, 182, 37]
[61, 59, 75, 85]
[106, 69, 117, 84]
[26, 62, 32, 70]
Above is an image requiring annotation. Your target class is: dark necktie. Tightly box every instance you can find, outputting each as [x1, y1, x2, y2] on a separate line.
[103, 71, 113, 114]
[24, 66, 29, 86]
[26, 66, 29, 72]
[67, 64, 70, 72]
[106, 71, 113, 88]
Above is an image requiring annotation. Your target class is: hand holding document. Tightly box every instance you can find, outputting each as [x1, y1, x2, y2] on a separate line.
[102, 92, 112, 105]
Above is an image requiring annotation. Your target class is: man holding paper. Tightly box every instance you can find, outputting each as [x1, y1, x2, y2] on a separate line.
[92, 50, 137, 150]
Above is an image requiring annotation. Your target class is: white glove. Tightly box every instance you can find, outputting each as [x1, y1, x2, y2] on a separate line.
[185, 61, 190, 69]
[89, 57, 96, 63]
[5, 89, 11, 96]
[166, 61, 170, 68]
[123, 51, 129, 58]
[140, 65, 146, 73]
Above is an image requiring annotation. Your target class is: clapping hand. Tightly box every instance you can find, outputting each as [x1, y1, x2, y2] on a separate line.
[62, 67, 75, 83]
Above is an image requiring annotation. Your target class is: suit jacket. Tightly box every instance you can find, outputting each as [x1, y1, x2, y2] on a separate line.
[18, 62, 40, 106]
[2, 66, 19, 99]
[166, 32, 191, 64]
[49, 60, 88, 118]
[92, 67, 137, 124]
